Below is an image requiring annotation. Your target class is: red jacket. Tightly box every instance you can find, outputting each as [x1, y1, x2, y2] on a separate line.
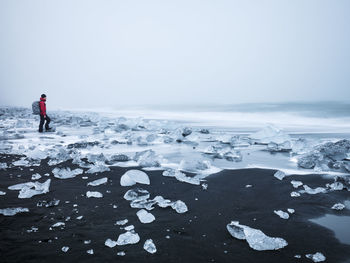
[39, 97, 46, 116]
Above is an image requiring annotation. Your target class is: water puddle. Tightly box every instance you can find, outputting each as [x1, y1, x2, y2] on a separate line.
[310, 201, 350, 245]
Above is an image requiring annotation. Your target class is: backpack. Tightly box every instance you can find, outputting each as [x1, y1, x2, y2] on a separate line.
[32, 101, 40, 115]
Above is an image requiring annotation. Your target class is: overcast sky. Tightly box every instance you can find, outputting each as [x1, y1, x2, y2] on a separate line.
[1, 0, 349, 110]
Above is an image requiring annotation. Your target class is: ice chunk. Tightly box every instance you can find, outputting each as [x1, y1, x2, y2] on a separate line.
[136, 209, 155, 223]
[31, 173, 41, 180]
[0, 207, 29, 216]
[105, 238, 118, 248]
[331, 203, 345, 210]
[130, 199, 157, 210]
[52, 167, 83, 179]
[87, 249, 94, 255]
[273, 171, 286, 180]
[0, 191, 6, 195]
[117, 251, 126, 256]
[267, 141, 292, 152]
[163, 169, 201, 185]
[0, 162, 8, 169]
[287, 208, 295, 214]
[13, 158, 30, 167]
[179, 159, 211, 173]
[202, 183, 208, 190]
[291, 191, 301, 197]
[124, 188, 150, 201]
[116, 231, 140, 245]
[86, 191, 103, 198]
[227, 221, 288, 251]
[52, 222, 65, 228]
[120, 170, 150, 186]
[326, 182, 344, 191]
[291, 180, 303, 189]
[305, 252, 326, 262]
[87, 177, 108, 186]
[250, 125, 291, 144]
[86, 162, 110, 174]
[134, 150, 161, 167]
[143, 239, 157, 254]
[115, 219, 128, 226]
[61, 246, 69, 253]
[106, 154, 129, 164]
[171, 200, 188, 214]
[8, 179, 51, 199]
[124, 225, 134, 231]
[274, 210, 289, 219]
[300, 185, 327, 195]
[37, 199, 60, 207]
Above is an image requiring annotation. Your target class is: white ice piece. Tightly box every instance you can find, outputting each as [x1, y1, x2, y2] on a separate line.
[115, 219, 128, 226]
[86, 191, 103, 198]
[86, 162, 110, 174]
[105, 238, 118, 248]
[305, 252, 326, 262]
[136, 209, 155, 223]
[0, 191, 6, 195]
[274, 210, 289, 219]
[171, 200, 188, 214]
[163, 169, 201, 185]
[8, 179, 51, 199]
[31, 173, 41, 180]
[291, 191, 301, 197]
[287, 208, 295, 214]
[52, 222, 65, 228]
[143, 239, 157, 254]
[273, 171, 286, 181]
[61, 246, 69, 253]
[87, 249, 94, 254]
[291, 180, 303, 189]
[0, 207, 29, 216]
[327, 182, 344, 191]
[52, 167, 83, 179]
[250, 125, 291, 144]
[87, 177, 108, 186]
[301, 185, 327, 195]
[120, 170, 150, 186]
[331, 203, 345, 210]
[0, 163, 8, 169]
[124, 189, 150, 201]
[116, 231, 140, 245]
[226, 221, 288, 251]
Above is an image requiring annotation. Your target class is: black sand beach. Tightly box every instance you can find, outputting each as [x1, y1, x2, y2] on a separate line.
[1, 154, 350, 263]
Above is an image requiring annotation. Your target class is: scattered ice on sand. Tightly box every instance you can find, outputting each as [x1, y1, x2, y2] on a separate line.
[86, 191, 103, 198]
[0, 207, 29, 216]
[87, 249, 94, 254]
[305, 252, 326, 262]
[0, 191, 6, 195]
[300, 185, 327, 195]
[136, 209, 155, 223]
[52, 167, 83, 179]
[331, 203, 345, 210]
[291, 180, 303, 189]
[226, 221, 288, 251]
[163, 169, 201, 185]
[37, 199, 60, 207]
[120, 170, 150, 186]
[87, 177, 108, 186]
[105, 238, 118, 248]
[274, 210, 289, 219]
[86, 162, 110, 174]
[31, 173, 41, 180]
[291, 191, 301, 197]
[61, 246, 69, 253]
[52, 222, 65, 228]
[143, 239, 157, 254]
[8, 179, 51, 198]
[273, 171, 286, 180]
[116, 231, 140, 245]
[116, 219, 128, 225]
[124, 189, 150, 201]
[287, 208, 295, 214]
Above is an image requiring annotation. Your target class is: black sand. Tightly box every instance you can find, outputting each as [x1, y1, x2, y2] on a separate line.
[1, 154, 350, 263]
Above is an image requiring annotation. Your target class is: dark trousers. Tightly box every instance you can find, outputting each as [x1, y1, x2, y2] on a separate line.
[39, 115, 51, 132]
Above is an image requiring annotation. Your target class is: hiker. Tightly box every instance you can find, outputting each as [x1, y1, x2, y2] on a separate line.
[38, 94, 51, 132]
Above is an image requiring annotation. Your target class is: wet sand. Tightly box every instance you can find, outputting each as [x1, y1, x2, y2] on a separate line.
[1, 154, 350, 263]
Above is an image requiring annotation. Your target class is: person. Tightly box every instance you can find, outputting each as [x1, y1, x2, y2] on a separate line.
[38, 94, 51, 132]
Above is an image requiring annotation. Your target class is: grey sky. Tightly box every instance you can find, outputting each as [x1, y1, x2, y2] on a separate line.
[1, 0, 349, 109]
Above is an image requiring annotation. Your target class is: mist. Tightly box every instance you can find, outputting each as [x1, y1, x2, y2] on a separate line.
[1, 0, 350, 110]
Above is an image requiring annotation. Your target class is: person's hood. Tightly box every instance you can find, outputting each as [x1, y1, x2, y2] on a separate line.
[40, 97, 46, 102]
